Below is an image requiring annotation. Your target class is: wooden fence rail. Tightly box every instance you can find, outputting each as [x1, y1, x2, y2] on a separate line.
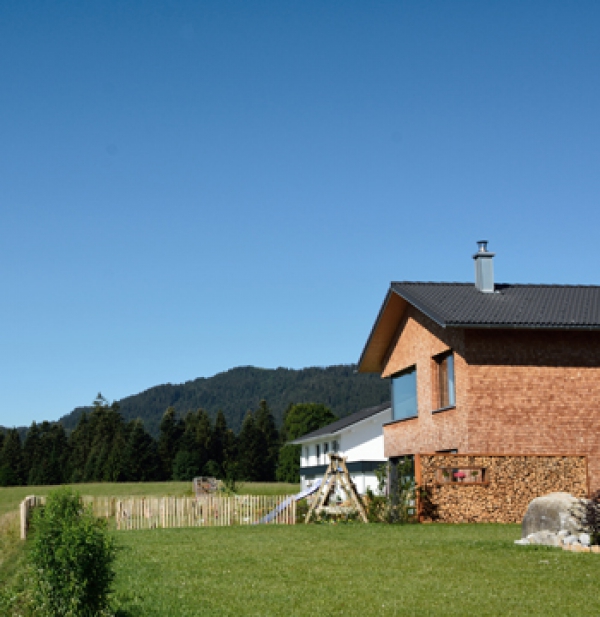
[20, 494, 296, 538]
[115, 495, 296, 530]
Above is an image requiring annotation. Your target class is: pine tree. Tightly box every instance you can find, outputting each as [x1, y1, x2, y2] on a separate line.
[173, 412, 202, 481]
[104, 428, 127, 482]
[68, 412, 92, 483]
[23, 422, 42, 485]
[254, 400, 279, 481]
[33, 422, 69, 486]
[122, 420, 161, 481]
[0, 428, 24, 486]
[237, 411, 266, 481]
[206, 410, 227, 476]
[195, 409, 212, 473]
[158, 407, 184, 480]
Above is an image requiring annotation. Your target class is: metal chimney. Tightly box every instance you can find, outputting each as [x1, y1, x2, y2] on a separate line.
[473, 240, 495, 293]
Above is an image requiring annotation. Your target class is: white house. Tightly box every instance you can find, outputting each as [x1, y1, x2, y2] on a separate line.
[290, 402, 391, 495]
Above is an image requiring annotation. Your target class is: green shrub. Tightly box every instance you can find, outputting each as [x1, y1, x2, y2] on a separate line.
[28, 487, 116, 617]
[365, 461, 417, 523]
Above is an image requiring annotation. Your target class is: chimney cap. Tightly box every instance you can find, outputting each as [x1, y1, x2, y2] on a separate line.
[473, 240, 495, 259]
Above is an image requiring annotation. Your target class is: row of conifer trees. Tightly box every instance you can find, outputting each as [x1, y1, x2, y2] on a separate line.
[0, 394, 315, 487]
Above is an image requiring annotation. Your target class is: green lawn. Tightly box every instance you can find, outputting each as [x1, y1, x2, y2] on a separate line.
[111, 523, 600, 617]
[3, 485, 600, 616]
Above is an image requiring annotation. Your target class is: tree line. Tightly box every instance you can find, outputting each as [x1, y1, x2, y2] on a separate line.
[0, 395, 337, 487]
[58, 365, 388, 437]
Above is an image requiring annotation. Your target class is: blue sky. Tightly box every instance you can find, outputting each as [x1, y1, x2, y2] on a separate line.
[1, 1, 599, 427]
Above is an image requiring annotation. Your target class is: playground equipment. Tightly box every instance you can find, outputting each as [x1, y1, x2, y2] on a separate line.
[304, 453, 368, 523]
[256, 479, 323, 524]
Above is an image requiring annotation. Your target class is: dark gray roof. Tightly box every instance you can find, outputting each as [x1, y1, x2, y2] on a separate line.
[290, 401, 391, 444]
[392, 282, 600, 329]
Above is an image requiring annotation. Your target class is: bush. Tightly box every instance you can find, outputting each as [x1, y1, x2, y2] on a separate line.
[365, 460, 417, 523]
[28, 488, 116, 617]
[574, 490, 600, 545]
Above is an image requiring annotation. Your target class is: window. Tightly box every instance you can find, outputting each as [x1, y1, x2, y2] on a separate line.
[391, 366, 418, 421]
[304, 447, 309, 460]
[324, 442, 329, 459]
[434, 351, 455, 409]
[332, 440, 339, 453]
[436, 467, 486, 485]
[316, 444, 320, 462]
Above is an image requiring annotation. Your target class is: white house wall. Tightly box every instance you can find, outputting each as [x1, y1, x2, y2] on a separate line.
[298, 407, 392, 494]
[339, 412, 390, 461]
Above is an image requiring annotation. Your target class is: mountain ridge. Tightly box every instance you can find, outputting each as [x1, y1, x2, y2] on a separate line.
[56, 364, 389, 437]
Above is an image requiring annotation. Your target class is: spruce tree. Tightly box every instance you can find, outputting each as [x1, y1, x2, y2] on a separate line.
[254, 400, 279, 481]
[0, 428, 24, 486]
[173, 412, 202, 481]
[207, 410, 227, 476]
[67, 412, 91, 483]
[23, 422, 42, 485]
[237, 411, 266, 481]
[122, 420, 161, 481]
[195, 409, 212, 473]
[158, 407, 183, 480]
[34, 422, 69, 486]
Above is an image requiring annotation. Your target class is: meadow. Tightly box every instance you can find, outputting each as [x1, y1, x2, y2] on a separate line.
[3, 483, 600, 616]
[0, 481, 300, 518]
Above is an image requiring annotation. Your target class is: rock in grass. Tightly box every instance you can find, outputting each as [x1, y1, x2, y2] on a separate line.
[514, 538, 530, 545]
[579, 533, 591, 546]
[527, 531, 561, 547]
[521, 492, 581, 538]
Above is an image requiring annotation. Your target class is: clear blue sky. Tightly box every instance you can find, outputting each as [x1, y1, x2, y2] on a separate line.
[2, 1, 599, 428]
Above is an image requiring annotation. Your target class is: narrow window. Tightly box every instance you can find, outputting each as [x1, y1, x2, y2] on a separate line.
[332, 440, 339, 453]
[391, 366, 418, 421]
[324, 442, 329, 458]
[316, 444, 320, 462]
[435, 352, 455, 409]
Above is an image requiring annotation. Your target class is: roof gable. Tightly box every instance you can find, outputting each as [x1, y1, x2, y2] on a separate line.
[290, 402, 391, 443]
[359, 282, 600, 373]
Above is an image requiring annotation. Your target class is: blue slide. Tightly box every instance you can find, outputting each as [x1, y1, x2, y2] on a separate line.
[256, 479, 323, 524]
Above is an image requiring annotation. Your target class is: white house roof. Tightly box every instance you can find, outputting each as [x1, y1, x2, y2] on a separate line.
[290, 402, 391, 445]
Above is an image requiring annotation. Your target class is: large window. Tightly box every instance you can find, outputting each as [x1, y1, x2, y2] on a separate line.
[391, 366, 418, 421]
[435, 351, 455, 409]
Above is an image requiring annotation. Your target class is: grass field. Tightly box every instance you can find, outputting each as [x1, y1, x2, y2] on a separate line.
[0, 481, 299, 518]
[3, 485, 600, 616]
[112, 523, 600, 616]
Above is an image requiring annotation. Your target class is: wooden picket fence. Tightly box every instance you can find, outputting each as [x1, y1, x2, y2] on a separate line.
[20, 494, 296, 538]
[115, 495, 296, 530]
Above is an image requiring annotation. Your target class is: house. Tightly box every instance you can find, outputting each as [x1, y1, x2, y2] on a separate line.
[290, 402, 392, 494]
[357, 242, 600, 522]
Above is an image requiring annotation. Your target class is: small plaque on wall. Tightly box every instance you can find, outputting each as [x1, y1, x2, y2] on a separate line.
[436, 467, 487, 485]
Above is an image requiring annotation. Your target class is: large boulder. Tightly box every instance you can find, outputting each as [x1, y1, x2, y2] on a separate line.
[521, 492, 582, 538]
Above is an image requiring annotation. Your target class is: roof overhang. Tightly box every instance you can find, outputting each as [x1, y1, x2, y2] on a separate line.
[290, 406, 391, 445]
[357, 289, 408, 373]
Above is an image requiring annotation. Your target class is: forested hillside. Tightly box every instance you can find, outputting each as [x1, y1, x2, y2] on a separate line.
[58, 365, 389, 436]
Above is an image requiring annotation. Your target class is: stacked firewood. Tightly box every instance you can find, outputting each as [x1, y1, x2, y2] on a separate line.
[418, 454, 587, 523]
